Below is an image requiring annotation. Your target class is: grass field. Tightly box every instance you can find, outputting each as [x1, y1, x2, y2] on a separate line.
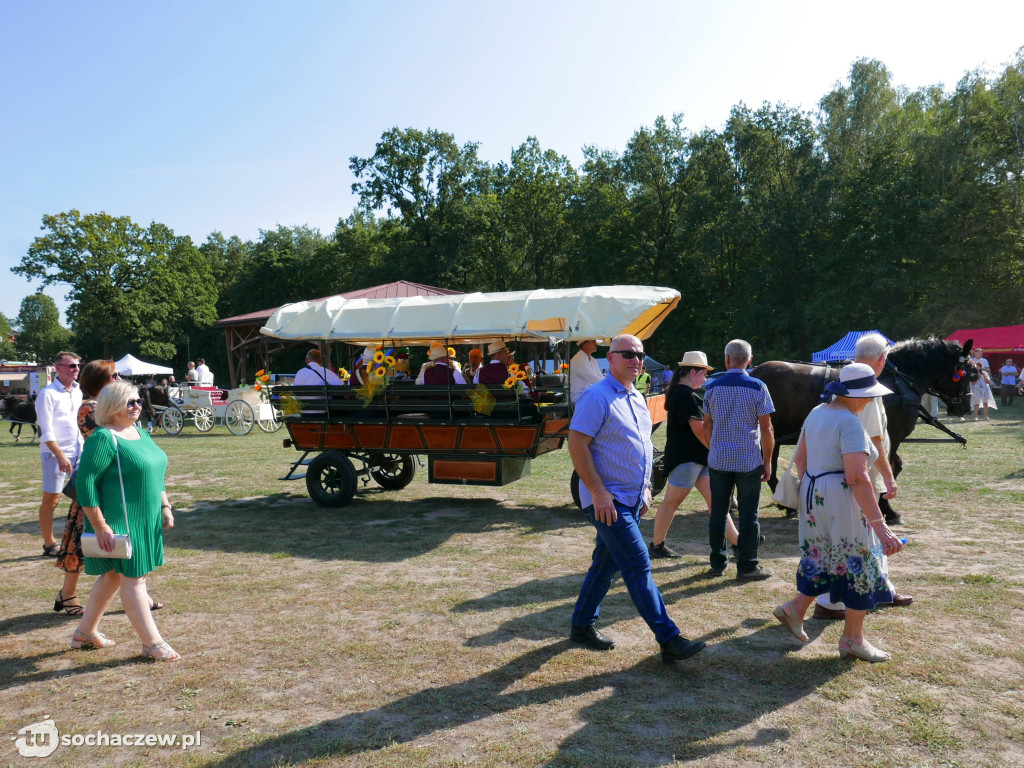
[1, 408, 1023, 768]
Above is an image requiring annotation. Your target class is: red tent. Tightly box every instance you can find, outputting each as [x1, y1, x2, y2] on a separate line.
[946, 324, 1024, 371]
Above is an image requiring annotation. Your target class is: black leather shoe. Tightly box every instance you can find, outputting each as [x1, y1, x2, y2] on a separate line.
[736, 566, 774, 581]
[649, 541, 681, 559]
[570, 625, 615, 651]
[660, 635, 706, 663]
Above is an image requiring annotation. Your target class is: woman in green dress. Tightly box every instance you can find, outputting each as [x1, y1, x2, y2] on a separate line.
[70, 381, 180, 661]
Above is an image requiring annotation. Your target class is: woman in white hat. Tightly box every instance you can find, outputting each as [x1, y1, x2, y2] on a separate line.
[772, 363, 905, 662]
[649, 351, 739, 558]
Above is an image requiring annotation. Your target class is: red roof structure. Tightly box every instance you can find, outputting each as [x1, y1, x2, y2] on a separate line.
[214, 280, 461, 386]
[946, 324, 1024, 370]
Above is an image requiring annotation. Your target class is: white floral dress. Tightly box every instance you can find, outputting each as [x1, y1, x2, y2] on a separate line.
[796, 404, 894, 610]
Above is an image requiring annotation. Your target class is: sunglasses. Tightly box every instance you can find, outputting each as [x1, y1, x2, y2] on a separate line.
[111, 373, 120, 379]
[59, 363, 80, 369]
[126, 399, 144, 408]
[608, 350, 644, 360]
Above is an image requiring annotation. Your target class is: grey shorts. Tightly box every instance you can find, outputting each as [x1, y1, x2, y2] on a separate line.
[666, 461, 709, 489]
[40, 450, 78, 494]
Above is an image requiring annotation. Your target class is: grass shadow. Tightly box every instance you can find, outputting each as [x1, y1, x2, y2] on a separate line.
[197, 622, 845, 768]
[167, 493, 588, 563]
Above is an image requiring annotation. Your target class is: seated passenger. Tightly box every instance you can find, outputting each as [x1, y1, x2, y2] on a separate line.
[474, 340, 514, 385]
[294, 349, 344, 386]
[351, 345, 379, 387]
[466, 348, 484, 380]
[417, 342, 467, 385]
[570, 339, 603, 404]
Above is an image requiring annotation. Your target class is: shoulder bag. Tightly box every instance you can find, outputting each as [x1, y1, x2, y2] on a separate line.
[772, 432, 803, 511]
[80, 431, 133, 559]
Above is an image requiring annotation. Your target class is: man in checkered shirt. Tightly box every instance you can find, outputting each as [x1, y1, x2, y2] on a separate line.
[702, 339, 775, 581]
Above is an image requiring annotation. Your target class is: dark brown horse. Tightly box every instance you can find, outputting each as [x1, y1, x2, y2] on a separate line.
[3, 396, 40, 442]
[751, 338, 973, 525]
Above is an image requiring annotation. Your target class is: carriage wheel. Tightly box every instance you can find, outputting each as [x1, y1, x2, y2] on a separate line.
[225, 400, 255, 435]
[369, 453, 416, 490]
[161, 406, 184, 435]
[306, 452, 357, 507]
[194, 407, 214, 432]
[570, 470, 582, 509]
[257, 407, 283, 433]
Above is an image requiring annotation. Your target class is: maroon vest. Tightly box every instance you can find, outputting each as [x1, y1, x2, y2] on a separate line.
[476, 361, 509, 385]
[423, 363, 456, 385]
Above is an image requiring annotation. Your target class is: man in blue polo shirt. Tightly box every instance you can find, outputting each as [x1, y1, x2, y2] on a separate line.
[567, 333, 706, 663]
[703, 339, 775, 580]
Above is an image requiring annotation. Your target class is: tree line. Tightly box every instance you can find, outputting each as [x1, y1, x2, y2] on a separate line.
[8, 56, 1024, 375]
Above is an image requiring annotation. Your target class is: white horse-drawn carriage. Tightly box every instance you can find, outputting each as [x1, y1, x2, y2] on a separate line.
[159, 385, 281, 435]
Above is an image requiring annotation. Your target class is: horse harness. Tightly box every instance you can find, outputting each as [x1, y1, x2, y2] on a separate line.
[880, 360, 967, 446]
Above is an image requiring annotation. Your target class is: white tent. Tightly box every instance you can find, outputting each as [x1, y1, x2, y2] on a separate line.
[260, 286, 681, 345]
[115, 354, 173, 377]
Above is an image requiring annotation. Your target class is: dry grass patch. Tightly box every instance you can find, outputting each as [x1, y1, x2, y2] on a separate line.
[1, 411, 1023, 767]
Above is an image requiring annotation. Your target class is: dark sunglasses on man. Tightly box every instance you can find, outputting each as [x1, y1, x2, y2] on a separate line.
[608, 350, 643, 360]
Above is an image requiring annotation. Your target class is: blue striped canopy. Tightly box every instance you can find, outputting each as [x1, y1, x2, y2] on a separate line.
[811, 330, 894, 363]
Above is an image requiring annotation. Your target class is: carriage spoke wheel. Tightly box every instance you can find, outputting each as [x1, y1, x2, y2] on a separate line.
[193, 407, 214, 432]
[161, 406, 184, 435]
[368, 453, 416, 490]
[225, 400, 255, 436]
[306, 452, 357, 507]
[257, 407, 283, 433]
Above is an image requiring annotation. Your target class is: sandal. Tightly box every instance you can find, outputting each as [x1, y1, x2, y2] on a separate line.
[42, 543, 59, 558]
[773, 601, 809, 643]
[71, 629, 116, 649]
[838, 636, 890, 663]
[54, 591, 84, 616]
[142, 640, 181, 662]
[149, 600, 165, 611]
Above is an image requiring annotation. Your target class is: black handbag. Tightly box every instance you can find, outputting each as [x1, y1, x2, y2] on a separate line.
[61, 470, 77, 502]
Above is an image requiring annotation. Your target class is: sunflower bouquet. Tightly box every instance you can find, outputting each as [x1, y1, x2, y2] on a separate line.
[503, 363, 530, 392]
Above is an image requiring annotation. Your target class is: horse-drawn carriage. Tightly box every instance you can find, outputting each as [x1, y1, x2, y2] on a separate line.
[157, 385, 281, 436]
[259, 286, 680, 507]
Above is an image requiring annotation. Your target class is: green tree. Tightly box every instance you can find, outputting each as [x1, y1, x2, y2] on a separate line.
[14, 293, 71, 362]
[350, 127, 494, 290]
[490, 137, 578, 289]
[13, 210, 218, 359]
[0, 312, 19, 359]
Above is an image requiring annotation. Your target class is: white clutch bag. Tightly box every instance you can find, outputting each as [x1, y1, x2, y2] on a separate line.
[81, 430, 134, 560]
[80, 532, 133, 559]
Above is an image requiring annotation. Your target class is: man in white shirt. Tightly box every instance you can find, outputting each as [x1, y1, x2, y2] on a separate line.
[195, 358, 213, 385]
[293, 348, 344, 387]
[35, 351, 83, 556]
[569, 340, 603, 405]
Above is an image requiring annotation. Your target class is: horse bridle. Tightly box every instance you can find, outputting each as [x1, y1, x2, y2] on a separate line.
[882, 358, 969, 409]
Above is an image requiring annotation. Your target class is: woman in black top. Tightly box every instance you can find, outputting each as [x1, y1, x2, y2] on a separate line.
[649, 353, 740, 559]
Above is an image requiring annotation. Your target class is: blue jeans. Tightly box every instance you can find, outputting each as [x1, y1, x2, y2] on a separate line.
[709, 466, 764, 572]
[571, 499, 680, 645]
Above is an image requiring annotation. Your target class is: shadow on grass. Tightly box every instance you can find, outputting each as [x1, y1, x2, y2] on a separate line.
[198, 623, 845, 768]
[166, 493, 588, 563]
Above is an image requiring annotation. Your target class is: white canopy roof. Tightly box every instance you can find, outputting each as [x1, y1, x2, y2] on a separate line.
[115, 354, 173, 376]
[260, 286, 681, 345]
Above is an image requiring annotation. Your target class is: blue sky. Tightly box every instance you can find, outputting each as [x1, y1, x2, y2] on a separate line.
[2, 0, 1022, 323]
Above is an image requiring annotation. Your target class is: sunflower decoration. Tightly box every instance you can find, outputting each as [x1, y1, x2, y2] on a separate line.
[279, 392, 303, 417]
[337, 367, 351, 382]
[372, 349, 386, 365]
[560, 362, 570, 373]
[469, 382, 497, 415]
[503, 375, 517, 389]
[356, 375, 384, 406]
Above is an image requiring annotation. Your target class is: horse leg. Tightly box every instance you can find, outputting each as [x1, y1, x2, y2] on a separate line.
[880, 450, 904, 525]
